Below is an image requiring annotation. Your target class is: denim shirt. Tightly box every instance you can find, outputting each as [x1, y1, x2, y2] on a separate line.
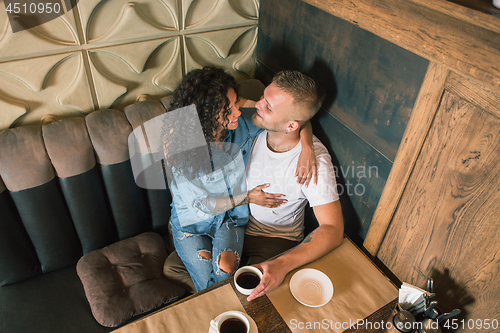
[170, 109, 261, 234]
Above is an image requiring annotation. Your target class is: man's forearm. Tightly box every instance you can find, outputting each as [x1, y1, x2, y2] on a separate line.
[272, 224, 343, 273]
[246, 223, 343, 302]
[247, 200, 344, 302]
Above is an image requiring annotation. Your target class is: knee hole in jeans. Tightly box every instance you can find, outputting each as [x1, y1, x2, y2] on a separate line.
[197, 250, 212, 260]
[217, 250, 238, 274]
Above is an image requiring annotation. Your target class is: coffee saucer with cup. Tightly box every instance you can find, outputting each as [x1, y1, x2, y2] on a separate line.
[209, 310, 258, 333]
[234, 266, 263, 295]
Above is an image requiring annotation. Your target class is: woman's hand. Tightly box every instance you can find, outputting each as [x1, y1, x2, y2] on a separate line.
[248, 183, 286, 207]
[295, 144, 317, 187]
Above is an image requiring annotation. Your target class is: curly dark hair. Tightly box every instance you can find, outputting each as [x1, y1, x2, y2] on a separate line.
[160, 66, 238, 180]
[167, 66, 238, 143]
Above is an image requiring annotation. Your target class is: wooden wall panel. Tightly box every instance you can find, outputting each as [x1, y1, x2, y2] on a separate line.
[377, 75, 500, 323]
[291, 0, 500, 326]
[303, 0, 500, 93]
[364, 62, 449, 254]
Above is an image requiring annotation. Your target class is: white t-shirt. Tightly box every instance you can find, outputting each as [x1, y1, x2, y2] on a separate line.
[245, 131, 339, 241]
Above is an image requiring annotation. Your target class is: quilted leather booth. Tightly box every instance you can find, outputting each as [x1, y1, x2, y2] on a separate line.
[0, 97, 182, 333]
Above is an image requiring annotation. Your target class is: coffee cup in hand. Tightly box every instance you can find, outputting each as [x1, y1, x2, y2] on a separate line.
[210, 311, 249, 333]
[234, 266, 262, 295]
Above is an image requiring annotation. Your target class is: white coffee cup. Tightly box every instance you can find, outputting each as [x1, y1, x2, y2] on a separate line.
[234, 266, 263, 295]
[210, 311, 250, 333]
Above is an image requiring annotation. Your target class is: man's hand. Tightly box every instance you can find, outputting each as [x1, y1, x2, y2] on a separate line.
[248, 183, 287, 208]
[246, 259, 288, 302]
[295, 144, 317, 187]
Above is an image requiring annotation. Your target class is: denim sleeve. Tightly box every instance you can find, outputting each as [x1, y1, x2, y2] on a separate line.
[170, 173, 219, 223]
[169, 147, 247, 227]
[224, 149, 248, 206]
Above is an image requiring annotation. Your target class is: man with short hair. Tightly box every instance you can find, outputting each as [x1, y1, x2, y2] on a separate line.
[163, 71, 343, 297]
[242, 70, 344, 301]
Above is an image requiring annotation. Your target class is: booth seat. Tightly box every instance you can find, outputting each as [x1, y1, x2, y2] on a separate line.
[0, 95, 188, 333]
[0, 79, 265, 333]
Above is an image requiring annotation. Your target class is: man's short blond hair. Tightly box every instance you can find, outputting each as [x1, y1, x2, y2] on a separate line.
[272, 70, 325, 123]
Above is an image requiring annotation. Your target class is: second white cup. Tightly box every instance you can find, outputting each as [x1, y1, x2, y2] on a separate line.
[210, 311, 249, 333]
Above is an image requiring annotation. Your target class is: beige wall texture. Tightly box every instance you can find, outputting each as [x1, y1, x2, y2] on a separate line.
[0, 0, 259, 129]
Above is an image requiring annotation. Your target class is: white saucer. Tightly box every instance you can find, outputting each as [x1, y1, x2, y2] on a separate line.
[289, 268, 334, 307]
[209, 311, 258, 333]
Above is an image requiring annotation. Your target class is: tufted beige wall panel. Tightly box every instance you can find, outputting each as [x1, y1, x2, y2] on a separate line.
[0, 0, 259, 129]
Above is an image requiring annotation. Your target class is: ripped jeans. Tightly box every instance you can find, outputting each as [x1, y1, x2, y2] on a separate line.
[171, 221, 245, 292]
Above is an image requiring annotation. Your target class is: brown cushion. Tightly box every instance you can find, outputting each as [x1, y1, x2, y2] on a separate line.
[0, 126, 55, 191]
[76, 232, 185, 327]
[85, 109, 132, 166]
[42, 117, 96, 178]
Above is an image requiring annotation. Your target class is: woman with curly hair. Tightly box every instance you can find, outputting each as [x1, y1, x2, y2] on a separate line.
[161, 66, 314, 291]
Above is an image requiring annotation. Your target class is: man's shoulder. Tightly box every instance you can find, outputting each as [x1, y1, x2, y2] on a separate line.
[303, 137, 339, 205]
[310, 136, 336, 185]
[311, 135, 331, 157]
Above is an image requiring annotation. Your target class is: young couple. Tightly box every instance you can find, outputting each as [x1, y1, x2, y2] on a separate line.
[162, 66, 343, 301]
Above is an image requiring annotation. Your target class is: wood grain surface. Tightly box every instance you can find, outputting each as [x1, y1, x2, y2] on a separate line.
[302, 0, 500, 93]
[156, 278, 293, 333]
[377, 76, 500, 325]
[412, 0, 500, 32]
[145, 273, 396, 333]
[364, 62, 449, 255]
[444, 72, 500, 119]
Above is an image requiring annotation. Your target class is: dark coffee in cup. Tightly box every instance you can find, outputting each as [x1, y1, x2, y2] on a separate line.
[220, 317, 247, 333]
[236, 271, 260, 289]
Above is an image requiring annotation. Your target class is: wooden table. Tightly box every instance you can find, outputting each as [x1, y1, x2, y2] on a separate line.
[166, 278, 292, 332]
[175, 279, 397, 333]
[114, 238, 398, 333]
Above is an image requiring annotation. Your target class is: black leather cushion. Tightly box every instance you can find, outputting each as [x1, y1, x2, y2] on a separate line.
[43, 117, 117, 254]
[123, 100, 172, 248]
[10, 179, 81, 273]
[76, 232, 184, 327]
[0, 188, 41, 285]
[0, 266, 112, 333]
[0, 124, 82, 278]
[59, 167, 118, 254]
[100, 162, 150, 240]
